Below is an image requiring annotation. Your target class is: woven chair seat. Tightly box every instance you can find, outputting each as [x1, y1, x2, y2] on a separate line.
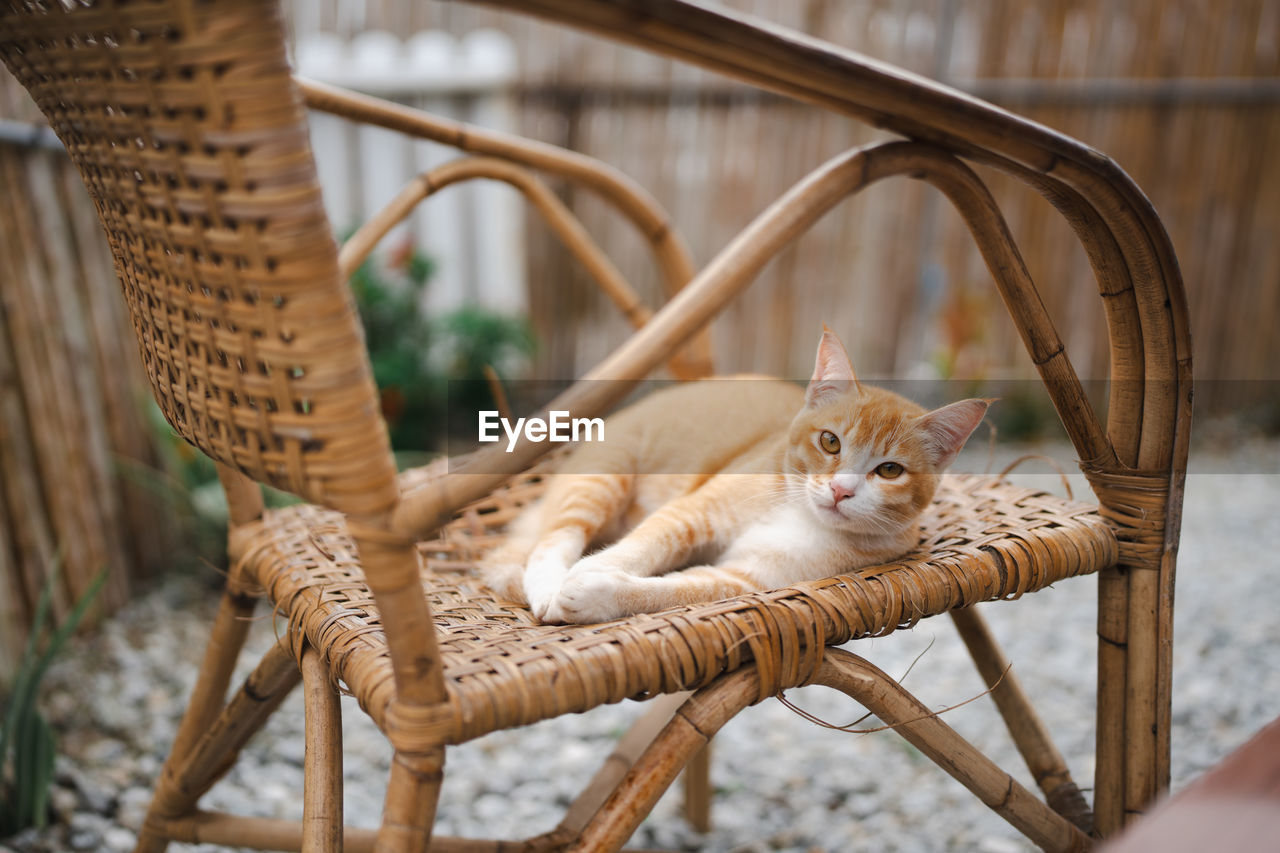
[238, 460, 1118, 747]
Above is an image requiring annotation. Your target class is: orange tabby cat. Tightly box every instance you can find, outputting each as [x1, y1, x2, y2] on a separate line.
[483, 328, 989, 624]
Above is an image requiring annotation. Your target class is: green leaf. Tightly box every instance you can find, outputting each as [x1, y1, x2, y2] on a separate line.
[7, 707, 56, 827]
[29, 714, 55, 829]
[0, 562, 106, 836]
[13, 706, 37, 827]
[0, 552, 62, 789]
[404, 252, 435, 287]
[27, 568, 108, 697]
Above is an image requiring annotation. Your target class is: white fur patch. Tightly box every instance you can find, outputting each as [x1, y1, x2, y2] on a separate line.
[523, 527, 585, 620]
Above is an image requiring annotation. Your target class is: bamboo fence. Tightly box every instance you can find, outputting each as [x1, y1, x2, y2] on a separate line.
[0, 97, 171, 676]
[290, 0, 1278, 398]
[0, 0, 1275, 668]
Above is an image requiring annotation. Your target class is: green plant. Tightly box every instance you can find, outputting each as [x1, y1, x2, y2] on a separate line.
[349, 245, 439, 452]
[432, 305, 537, 442]
[1, 561, 107, 836]
[984, 383, 1061, 443]
[433, 305, 536, 382]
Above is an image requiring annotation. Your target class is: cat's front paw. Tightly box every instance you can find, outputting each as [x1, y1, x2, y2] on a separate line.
[524, 555, 572, 621]
[544, 568, 632, 624]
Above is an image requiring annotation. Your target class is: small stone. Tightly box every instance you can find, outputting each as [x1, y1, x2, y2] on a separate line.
[59, 765, 116, 814]
[846, 793, 880, 818]
[117, 786, 153, 831]
[134, 753, 160, 780]
[82, 737, 126, 765]
[50, 783, 80, 821]
[2, 828, 40, 851]
[102, 826, 137, 852]
[977, 836, 1030, 853]
[256, 778, 296, 817]
[68, 832, 99, 851]
[272, 736, 305, 767]
[68, 812, 109, 850]
[473, 792, 509, 822]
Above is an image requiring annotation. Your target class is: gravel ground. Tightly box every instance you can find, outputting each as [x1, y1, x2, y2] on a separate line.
[5, 435, 1279, 853]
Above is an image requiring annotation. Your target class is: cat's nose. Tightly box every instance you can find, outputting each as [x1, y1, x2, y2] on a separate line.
[830, 480, 857, 503]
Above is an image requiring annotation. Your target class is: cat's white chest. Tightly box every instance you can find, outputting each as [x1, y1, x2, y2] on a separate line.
[733, 503, 837, 550]
[723, 503, 853, 585]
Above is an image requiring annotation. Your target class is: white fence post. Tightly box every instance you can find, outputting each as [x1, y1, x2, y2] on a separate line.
[297, 29, 526, 315]
[461, 31, 523, 311]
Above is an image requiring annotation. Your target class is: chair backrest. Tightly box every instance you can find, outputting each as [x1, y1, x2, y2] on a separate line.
[0, 0, 399, 518]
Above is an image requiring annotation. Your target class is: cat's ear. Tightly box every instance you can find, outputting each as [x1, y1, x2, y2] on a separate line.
[806, 326, 860, 407]
[916, 398, 992, 469]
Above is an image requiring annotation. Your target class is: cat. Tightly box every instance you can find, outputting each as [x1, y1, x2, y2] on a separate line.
[481, 328, 990, 624]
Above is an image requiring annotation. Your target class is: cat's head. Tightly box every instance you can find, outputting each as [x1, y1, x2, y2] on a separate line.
[785, 328, 990, 537]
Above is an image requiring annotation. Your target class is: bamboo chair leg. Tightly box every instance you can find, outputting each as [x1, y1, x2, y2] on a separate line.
[159, 811, 375, 852]
[374, 748, 447, 853]
[554, 691, 691, 840]
[550, 690, 713, 842]
[157, 810, 671, 853]
[949, 607, 1093, 832]
[812, 649, 1093, 853]
[1094, 565, 1128, 836]
[571, 669, 761, 852]
[134, 586, 258, 853]
[138, 640, 303, 849]
[1122, 568, 1162, 827]
[138, 464, 266, 853]
[681, 744, 712, 833]
[301, 648, 343, 853]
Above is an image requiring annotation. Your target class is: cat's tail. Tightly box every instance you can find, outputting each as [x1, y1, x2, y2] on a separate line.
[476, 500, 544, 605]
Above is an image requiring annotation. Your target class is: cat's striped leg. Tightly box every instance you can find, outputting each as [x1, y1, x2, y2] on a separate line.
[524, 470, 635, 619]
[548, 563, 759, 624]
[560, 471, 773, 585]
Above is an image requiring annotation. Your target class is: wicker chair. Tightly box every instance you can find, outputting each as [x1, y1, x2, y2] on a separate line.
[0, 1, 1190, 851]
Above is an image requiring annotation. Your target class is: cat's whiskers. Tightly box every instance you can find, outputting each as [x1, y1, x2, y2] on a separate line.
[741, 483, 806, 510]
[840, 509, 906, 539]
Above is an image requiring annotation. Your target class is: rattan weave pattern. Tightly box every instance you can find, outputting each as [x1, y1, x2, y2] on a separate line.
[238, 465, 1118, 748]
[0, 0, 398, 515]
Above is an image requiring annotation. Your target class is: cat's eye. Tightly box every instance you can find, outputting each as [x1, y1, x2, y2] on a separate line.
[819, 430, 841, 454]
[875, 461, 905, 479]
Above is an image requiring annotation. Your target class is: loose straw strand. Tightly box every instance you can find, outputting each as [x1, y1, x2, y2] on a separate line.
[998, 454, 1075, 501]
[779, 663, 1012, 735]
